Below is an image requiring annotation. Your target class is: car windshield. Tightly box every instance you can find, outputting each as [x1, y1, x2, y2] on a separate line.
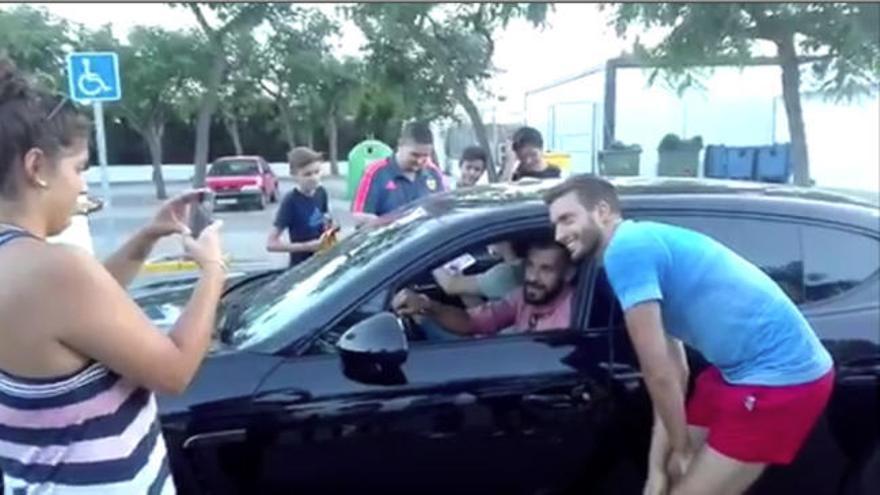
[209, 160, 260, 176]
[223, 204, 443, 353]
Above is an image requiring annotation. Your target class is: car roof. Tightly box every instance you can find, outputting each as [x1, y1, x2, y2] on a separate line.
[212, 156, 264, 162]
[430, 176, 879, 210]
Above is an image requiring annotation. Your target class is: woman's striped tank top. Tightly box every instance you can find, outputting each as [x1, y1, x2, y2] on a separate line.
[0, 229, 174, 493]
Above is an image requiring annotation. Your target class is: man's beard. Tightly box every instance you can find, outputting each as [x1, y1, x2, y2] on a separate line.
[523, 280, 564, 305]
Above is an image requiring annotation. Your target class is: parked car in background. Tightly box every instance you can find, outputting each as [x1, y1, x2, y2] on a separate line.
[126, 178, 878, 494]
[205, 156, 279, 210]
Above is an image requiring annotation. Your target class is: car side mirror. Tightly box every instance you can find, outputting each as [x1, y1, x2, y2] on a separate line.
[337, 312, 408, 385]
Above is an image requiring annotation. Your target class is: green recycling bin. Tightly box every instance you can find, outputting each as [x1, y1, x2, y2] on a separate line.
[346, 139, 393, 200]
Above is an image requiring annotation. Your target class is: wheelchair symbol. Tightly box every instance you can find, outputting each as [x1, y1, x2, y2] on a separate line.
[76, 59, 112, 97]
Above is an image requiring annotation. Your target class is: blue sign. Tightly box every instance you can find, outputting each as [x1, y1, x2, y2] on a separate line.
[67, 52, 121, 102]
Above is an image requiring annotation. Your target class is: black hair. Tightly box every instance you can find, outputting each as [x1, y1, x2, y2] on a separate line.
[511, 126, 543, 152]
[543, 174, 621, 213]
[0, 57, 90, 198]
[399, 121, 433, 146]
[527, 238, 571, 263]
[460, 145, 487, 167]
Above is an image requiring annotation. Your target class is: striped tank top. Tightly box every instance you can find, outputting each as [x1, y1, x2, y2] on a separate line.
[0, 229, 174, 494]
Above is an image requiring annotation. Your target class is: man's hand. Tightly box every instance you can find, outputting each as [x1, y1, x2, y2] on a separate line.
[643, 467, 668, 495]
[145, 189, 208, 239]
[666, 448, 694, 485]
[392, 289, 431, 316]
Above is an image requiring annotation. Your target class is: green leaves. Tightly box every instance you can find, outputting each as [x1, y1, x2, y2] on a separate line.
[611, 2, 879, 100]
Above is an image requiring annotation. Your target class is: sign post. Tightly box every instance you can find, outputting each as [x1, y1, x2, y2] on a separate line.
[67, 52, 121, 207]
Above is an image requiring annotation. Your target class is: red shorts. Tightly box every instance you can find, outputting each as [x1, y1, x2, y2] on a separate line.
[686, 366, 834, 465]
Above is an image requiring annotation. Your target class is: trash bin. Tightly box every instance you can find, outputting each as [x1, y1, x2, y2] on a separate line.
[598, 143, 642, 176]
[703, 145, 728, 179]
[346, 140, 393, 200]
[657, 134, 702, 177]
[755, 144, 791, 183]
[726, 147, 757, 180]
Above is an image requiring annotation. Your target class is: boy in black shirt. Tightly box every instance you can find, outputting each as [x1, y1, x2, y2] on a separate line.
[503, 126, 562, 181]
[266, 147, 334, 267]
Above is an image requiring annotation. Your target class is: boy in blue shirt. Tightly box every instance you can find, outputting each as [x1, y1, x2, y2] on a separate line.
[544, 175, 833, 495]
[266, 147, 335, 267]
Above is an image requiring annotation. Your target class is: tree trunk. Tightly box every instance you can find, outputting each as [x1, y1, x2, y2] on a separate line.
[776, 35, 810, 186]
[455, 85, 497, 182]
[306, 131, 315, 149]
[326, 112, 340, 176]
[192, 50, 227, 187]
[278, 103, 296, 149]
[145, 127, 167, 200]
[225, 113, 244, 155]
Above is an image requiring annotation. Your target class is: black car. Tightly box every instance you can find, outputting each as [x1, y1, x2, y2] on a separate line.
[134, 178, 879, 495]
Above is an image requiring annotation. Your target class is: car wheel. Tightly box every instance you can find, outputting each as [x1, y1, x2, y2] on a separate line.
[270, 187, 278, 203]
[256, 193, 267, 210]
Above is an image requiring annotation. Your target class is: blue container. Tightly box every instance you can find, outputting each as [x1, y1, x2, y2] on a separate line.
[755, 144, 791, 183]
[726, 147, 757, 180]
[703, 145, 728, 178]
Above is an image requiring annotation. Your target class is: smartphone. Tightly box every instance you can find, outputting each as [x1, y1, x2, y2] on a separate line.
[188, 191, 214, 238]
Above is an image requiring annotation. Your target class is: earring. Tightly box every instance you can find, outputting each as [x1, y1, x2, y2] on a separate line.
[36, 178, 49, 189]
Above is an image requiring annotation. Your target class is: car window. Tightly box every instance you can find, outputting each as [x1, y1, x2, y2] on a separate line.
[227, 205, 440, 352]
[802, 226, 879, 302]
[209, 160, 260, 176]
[637, 215, 805, 304]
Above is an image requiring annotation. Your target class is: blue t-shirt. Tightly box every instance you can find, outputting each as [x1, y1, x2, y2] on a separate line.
[603, 220, 832, 386]
[352, 156, 446, 216]
[274, 187, 328, 267]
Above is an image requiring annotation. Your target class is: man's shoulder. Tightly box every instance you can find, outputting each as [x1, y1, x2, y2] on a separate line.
[364, 157, 393, 176]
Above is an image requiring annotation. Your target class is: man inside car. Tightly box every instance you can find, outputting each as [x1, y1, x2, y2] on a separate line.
[392, 240, 574, 336]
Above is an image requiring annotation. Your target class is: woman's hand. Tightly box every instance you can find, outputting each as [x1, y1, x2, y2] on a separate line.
[183, 220, 225, 271]
[145, 189, 209, 240]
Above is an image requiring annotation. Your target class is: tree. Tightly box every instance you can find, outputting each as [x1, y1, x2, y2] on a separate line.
[609, 2, 880, 186]
[254, 7, 338, 150]
[115, 27, 206, 199]
[308, 56, 364, 175]
[176, 2, 281, 186]
[0, 5, 73, 90]
[350, 3, 549, 181]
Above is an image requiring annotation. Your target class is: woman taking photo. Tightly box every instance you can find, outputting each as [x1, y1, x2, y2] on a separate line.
[0, 58, 224, 493]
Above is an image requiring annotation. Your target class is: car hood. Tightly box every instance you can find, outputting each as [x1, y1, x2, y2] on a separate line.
[132, 269, 269, 341]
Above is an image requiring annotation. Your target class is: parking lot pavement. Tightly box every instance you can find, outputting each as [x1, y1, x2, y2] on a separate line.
[89, 176, 353, 277]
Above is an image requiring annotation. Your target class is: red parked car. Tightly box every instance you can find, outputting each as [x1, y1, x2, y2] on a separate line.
[205, 156, 279, 210]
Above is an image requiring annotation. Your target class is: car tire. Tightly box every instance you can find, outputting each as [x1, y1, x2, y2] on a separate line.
[270, 187, 278, 203]
[256, 193, 267, 211]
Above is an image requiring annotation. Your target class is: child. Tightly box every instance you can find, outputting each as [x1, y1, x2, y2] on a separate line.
[266, 147, 336, 267]
[455, 145, 488, 189]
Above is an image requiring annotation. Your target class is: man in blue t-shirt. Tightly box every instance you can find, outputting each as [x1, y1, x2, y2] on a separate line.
[351, 121, 446, 223]
[266, 147, 334, 267]
[544, 175, 833, 495]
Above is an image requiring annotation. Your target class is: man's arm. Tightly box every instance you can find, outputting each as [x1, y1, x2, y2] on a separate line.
[645, 336, 689, 484]
[625, 302, 690, 455]
[432, 267, 483, 297]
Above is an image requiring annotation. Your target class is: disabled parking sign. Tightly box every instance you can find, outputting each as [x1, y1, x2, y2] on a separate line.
[67, 52, 121, 102]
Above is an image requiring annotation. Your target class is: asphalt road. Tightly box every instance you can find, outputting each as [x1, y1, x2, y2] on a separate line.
[89, 176, 354, 278]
